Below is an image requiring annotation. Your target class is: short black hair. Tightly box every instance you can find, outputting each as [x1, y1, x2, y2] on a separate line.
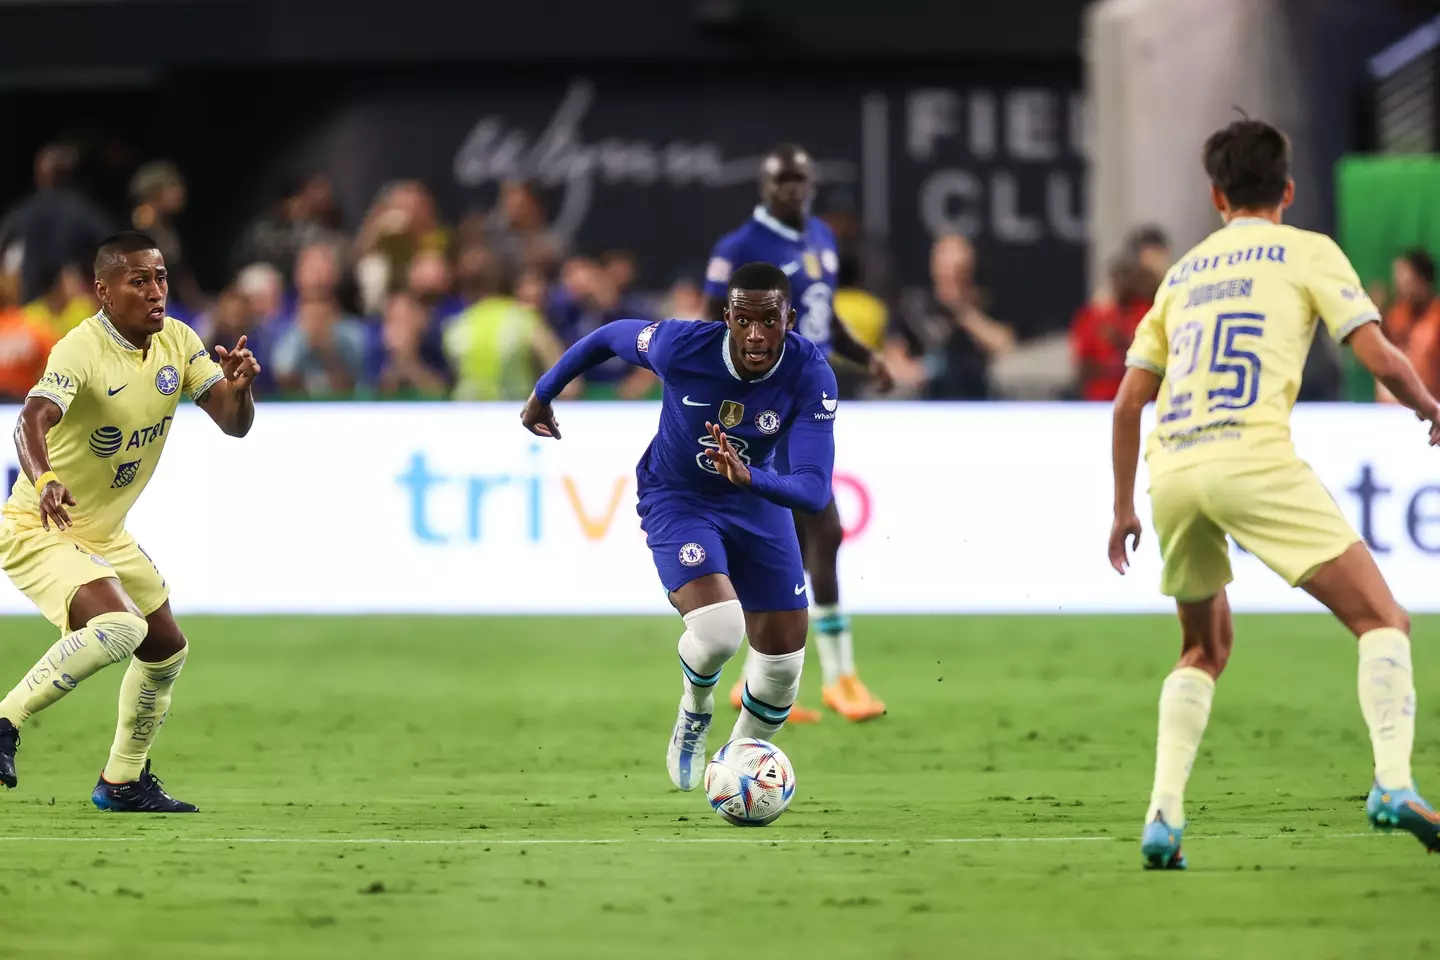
[727, 262, 791, 301]
[1202, 119, 1290, 211]
[1401, 248, 1437, 285]
[94, 231, 160, 279]
[1125, 224, 1170, 254]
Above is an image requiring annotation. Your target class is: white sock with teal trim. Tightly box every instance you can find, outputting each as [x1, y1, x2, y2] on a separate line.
[731, 649, 804, 742]
[813, 604, 852, 686]
[677, 600, 744, 715]
[1146, 666, 1216, 827]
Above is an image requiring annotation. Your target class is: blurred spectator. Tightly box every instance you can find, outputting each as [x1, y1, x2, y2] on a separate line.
[515, 266, 550, 313]
[832, 256, 889, 398]
[272, 298, 368, 399]
[898, 234, 1016, 399]
[663, 276, 706, 321]
[0, 271, 56, 402]
[24, 263, 96, 339]
[371, 292, 451, 400]
[407, 248, 464, 320]
[1379, 249, 1440, 402]
[232, 175, 344, 281]
[1124, 224, 1172, 292]
[130, 160, 205, 310]
[486, 180, 565, 273]
[549, 256, 657, 399]
[294, 241, 345, 307]
[0, 144, 112, 303]
[355, 181, 449, 313]
[195, 264, 283, 396]
[1070, 257, 1152, 401]
[444, 250, 564, 401]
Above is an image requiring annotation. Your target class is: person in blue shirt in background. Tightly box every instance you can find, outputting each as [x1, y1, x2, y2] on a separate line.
[702, 143, 891, 724]
[522, 262, 836, 792]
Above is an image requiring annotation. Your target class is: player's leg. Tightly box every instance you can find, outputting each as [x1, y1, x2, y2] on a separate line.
[725, 510, 811, 743]
[90, 536, 194, 809]
[642, 501, 746, 790]
[1300, 544, 1436, 850]
[803, 501, 883, 721]
[0, 528, 149, 789]
[1140, 472, 1232, 870]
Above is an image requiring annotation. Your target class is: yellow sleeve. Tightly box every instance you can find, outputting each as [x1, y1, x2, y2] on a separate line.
[1124, 297, 1169, 378]
[1306, 235, 1381, 342]
[27, 333, 90, 416]
[179, 322, 226, 402]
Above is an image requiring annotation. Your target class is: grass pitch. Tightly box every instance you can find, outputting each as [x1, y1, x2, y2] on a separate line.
[0, 614, 1436, 959]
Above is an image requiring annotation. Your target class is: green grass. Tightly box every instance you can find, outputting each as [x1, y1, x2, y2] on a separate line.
[0, 613, 1438, 959]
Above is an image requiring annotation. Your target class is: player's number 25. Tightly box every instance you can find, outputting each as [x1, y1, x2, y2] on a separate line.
[1160, 312, 1264, 422]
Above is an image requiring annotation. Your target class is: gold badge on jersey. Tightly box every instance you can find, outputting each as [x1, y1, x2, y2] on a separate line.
[719, 401, 745, 429]
[803, 252, 822, 280]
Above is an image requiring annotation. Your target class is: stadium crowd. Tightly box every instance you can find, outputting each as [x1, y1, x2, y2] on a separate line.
[1, 144, 1434, 404]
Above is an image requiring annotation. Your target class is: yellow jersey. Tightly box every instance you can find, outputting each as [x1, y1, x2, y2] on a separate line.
[1126, 219, 1380, 473]
[3, 312, 225, 542]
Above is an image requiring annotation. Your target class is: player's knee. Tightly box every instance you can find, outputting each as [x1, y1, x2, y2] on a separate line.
[814, 509, 844, 554]
[683, 599, 746, 662]
[88, 611, 149, 664]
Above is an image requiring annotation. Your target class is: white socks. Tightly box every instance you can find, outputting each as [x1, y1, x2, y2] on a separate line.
[813, 604, 853, 687]
[0, 611, 148, 727]
[731, 648, 804, 742]
[1146, 666, 1216, 827]
[1357, 628, 1416, 791]
[677, 600, 745, 715]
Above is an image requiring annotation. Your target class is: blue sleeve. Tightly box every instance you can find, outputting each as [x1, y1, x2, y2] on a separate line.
[534, 319, 664, 402]
[703, 232, 744, 301]
[744, 361, 838, 514]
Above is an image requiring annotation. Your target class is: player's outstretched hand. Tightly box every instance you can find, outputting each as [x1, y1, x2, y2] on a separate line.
[521, 391, 561, 439]
[38, 479, 75, 532]
[1108, 510, 1142, 574]
[868, 353, 896, 394]
[704, 422, 751, 487]
[215, 335, 262, 391]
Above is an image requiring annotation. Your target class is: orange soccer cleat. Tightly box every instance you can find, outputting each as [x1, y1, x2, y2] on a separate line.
[822, 675, 887, 722]
[729, 680, 822, 724]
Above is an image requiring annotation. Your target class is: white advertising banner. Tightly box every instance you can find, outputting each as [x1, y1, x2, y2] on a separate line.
[0, 402, 1433, 615]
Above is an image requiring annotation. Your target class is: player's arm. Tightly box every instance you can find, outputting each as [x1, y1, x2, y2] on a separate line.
[1307, 237, 1440, 438]
[15, 342, 87, 531]
[522, 319, 663, 438]
[190, 333, 259, 438]
[1109, 297, 1168, 573]
[706, 364, 837, 514]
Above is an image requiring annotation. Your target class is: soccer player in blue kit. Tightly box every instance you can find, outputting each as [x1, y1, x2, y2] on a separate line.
[702, 143, 891, 723]
[521, 262, 836, 791]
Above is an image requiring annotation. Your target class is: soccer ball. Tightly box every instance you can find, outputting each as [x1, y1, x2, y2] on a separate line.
[704, 738, 796, 826]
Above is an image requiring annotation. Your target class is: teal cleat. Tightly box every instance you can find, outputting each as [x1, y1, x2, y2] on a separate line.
[1366, 783, 1440, 854]
[1141, 813, 1186, 870]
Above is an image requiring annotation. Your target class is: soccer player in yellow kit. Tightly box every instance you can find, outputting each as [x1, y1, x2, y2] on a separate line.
[1110, 120, 1440, 868]
[0, 231, 258, 812]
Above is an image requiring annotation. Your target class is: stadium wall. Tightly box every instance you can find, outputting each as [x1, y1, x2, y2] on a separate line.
[0, 403, 1433, 617]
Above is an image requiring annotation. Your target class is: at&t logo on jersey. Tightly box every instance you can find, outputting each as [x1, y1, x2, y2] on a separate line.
[155, 365, 179, 396]
[89, 426, 124, 458]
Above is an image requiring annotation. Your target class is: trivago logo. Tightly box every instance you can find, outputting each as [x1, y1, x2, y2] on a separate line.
[395, 447, 874, 545]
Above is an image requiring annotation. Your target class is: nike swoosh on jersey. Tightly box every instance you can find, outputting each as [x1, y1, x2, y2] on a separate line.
[793, 584, 807, 595]
[682, 396, 710, 407]
[107, 385, 127, 396]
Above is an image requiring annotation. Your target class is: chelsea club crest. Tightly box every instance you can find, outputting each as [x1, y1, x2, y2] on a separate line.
[755, 410, 780, 435]
[155, 365, 180, 396]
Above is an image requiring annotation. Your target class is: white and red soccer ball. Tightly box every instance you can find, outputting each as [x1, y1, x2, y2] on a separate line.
[704, 738, 796, 827]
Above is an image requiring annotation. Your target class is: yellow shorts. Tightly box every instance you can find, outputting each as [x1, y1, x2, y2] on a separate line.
[1149, 458, 1360, 602]
[0, 520, 169, 631]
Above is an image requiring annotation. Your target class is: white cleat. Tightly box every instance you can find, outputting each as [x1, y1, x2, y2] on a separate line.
[666, 706, 712, 791]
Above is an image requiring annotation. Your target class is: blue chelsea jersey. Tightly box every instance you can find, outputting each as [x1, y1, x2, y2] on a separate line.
[533, 318, 839, 515]
[704, 207, 840, 353]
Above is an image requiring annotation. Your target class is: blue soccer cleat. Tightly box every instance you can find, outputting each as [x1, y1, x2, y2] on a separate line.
[666, 707, 711, 792]
[1366, 783, 1440, 853]
[0, 718, 17, 789]
[1141, 812, 1187, 870]
[92, 760, 197, 813]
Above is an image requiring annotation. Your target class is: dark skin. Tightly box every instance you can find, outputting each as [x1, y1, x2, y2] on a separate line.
[521, 286, 809, 654]
[697, 148, 889, 607]
[14, 247, 259, 662]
